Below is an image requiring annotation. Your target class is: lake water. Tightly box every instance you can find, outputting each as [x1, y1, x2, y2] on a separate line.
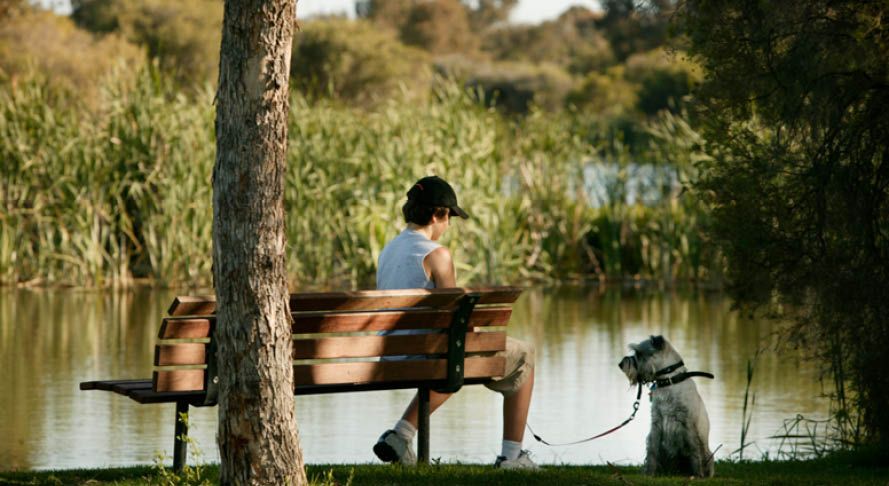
[0, 287, 830, 470]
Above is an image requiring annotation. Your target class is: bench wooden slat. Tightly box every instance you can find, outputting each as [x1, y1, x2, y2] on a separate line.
[129, 389, 205, 405]
[290, 290, 465, 312]
[293, 306, 511, 333]
[167, 287, 524, 316]
[472, 287, 524, 305]
[167, 295, 217, 316]
[159, 318, 214, 339]
[168, 289, 464, 316]
[155, 343, 208, 366]
[154, 369, 205, 392]
[80, 379, 151, 391]
[294, 356, 505, 386]
[153, 355, 507, 392]
[293, 331, 506, 359]
[159, 306, 511, 337]
[155, 331, 505, 366]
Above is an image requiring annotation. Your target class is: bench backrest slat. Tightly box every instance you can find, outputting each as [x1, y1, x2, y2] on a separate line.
[157, 306, 512, 339]
[153, 356, 505, 392]
[294, 356, 505, 386]
[167, 287, 523, 316]
[294, 306, 511, 333]
[294, 331, 505, 359]
[154, 369, 205, 392]
[158, 318, 213, 339]
[154, 332, 506, 368]
[159, 306, 512, 338]
[155, 342, 207, 366]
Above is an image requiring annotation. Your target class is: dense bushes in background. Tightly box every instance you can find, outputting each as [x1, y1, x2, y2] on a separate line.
[0, 7, 143, 104]
[61, 0, 696, 119]
[71, 0, 222, 88]
[0, 69, 716, 288]
[290, 19, 430, 105]
[0, 2, 716, 288]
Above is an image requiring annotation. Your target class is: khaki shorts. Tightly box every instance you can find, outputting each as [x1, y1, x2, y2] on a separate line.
[482, 336, 535, 397]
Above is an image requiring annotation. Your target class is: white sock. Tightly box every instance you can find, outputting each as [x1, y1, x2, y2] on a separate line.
[393, 419, 416, 442]
[500, 440, 522, 460]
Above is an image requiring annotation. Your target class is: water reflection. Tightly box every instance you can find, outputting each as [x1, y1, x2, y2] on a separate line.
[0, 287, 828, 470]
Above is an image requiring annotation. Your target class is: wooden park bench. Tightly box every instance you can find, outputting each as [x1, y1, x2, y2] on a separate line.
[80, 286, 522, 470]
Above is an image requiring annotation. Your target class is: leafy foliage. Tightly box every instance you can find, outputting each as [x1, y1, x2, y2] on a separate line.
[0, 6, 143, 104]
[677, 0, 889, 446]
[481, 7, 614, 75]
[398, 0, 477, 54]
[1, 70, 713, 288]
[291, 18, 430, 105]
[71, 0, 223, 87]
[623, 48, 702, 115]
[597, 0, 673, 61]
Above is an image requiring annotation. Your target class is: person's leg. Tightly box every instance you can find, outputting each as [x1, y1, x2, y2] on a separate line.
[374, 390, 454, 464]
[502, 366, 534, 442]
[400, 389, 453, 427]
[485, 337, 538, 468]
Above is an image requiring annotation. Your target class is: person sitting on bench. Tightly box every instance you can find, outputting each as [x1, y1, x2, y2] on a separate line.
[372, 175, 538, 469]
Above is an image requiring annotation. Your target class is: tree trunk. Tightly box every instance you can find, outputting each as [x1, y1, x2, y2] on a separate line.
[213, 1, 305, 484]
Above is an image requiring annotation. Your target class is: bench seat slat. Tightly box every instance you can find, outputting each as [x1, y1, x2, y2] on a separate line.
[120, 377, 501, 405]
[293, 331, 506, 359]
[129, 389, 205, 405]
[80, 379, 151, 392]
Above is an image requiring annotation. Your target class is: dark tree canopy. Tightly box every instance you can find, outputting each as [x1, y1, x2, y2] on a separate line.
[678, 0, 889, 446]
[399, 0, 477, 54]
[71, 0, 223, 87]
[597, 0, 673, 61]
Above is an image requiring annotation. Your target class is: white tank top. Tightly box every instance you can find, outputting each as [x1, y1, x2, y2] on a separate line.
[376, 228, 441, 290]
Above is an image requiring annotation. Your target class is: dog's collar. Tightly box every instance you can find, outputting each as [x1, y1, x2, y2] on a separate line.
[650, 360, 714, 390]
[655, 360, 686, 377]
[651, 371, 715, 390]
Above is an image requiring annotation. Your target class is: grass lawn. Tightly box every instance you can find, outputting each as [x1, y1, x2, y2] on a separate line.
[1, 450, 887, 485]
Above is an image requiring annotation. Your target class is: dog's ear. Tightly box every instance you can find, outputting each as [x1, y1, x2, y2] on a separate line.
[651, 335, 665, 350]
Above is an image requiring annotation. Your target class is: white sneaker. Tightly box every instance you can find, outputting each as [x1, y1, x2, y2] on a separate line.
[494, 450, 539, 469]
[373, 430, 417, 465]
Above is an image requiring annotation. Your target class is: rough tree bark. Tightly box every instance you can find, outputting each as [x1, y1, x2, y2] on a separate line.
[213, 1, 306, 484]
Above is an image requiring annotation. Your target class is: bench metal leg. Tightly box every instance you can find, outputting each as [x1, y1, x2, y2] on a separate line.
[417, 387, 430, 464]
[173, 401, 189, 472]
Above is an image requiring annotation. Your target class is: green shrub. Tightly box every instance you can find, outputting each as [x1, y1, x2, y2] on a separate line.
[565, 66, 638, 118]
[291, 18, 431, 105]
[71, 0, 223, 88]
[1, 69, 714, 288]
[0, 7, 143, 105]
[623, 48, 702, 115]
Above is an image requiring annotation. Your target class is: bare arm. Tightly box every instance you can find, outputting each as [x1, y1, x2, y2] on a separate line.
[424, 246, 456, 288]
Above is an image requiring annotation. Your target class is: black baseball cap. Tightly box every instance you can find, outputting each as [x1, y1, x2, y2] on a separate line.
[407, 176, 469, 218]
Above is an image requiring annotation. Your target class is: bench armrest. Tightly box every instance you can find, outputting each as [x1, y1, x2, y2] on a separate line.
[434, 292, 480, 393]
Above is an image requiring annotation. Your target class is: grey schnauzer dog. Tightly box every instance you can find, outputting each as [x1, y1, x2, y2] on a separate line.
[618, 335, 714, 477]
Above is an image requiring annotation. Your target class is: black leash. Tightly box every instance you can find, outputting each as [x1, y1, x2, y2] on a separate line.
[527, 360, 715, 447]
[527, 383, 643, 446]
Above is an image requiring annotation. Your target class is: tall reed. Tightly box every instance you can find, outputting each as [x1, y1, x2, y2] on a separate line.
[1, 69, 717, 288]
